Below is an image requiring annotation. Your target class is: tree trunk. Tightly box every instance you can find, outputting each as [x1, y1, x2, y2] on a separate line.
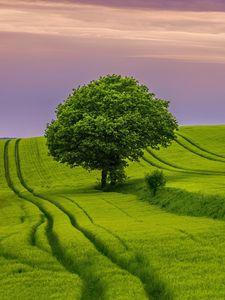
[101, 169, 108, 189]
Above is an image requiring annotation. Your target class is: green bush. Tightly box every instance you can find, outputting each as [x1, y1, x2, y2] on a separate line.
[145, 170, 166, 196]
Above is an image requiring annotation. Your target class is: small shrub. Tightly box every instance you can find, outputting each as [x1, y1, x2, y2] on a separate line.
[145, 170, 166, 196]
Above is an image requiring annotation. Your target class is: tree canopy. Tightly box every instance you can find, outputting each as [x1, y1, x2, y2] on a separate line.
[45, 74, 178, 188]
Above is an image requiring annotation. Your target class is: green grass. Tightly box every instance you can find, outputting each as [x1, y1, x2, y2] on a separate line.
[1, 125, 225, 299]
[180, 125, 225, 158]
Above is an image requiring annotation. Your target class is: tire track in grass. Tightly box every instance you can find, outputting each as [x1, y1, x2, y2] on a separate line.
[101, 197, 138, 221]
[101, 197, 143, 223]
[4, 141, 78, 271]
[177, 132, 225, 160]
[143, 151, 223, 178]
[14, 140, 47, 248]
[64, 196, 129, 250]
[62, 195, 174, 299]
[15, 139, 153, 300]
[0, 221, 64, 273]
[175, 136, 225, 164]
[177, 229, 204, 245]
[6, 141, 46, 249]
[33, 191, 172, 300]
[4, 140, 46, 249]
[142, 151, 199, 174]
[19, 203, 27, 223]
[16, 139, 174, 300]
[1, 141, 29, 225]
[5, 140, 89, 299]
[142, 155, 176, 172]
[31, 214, 46, 246]
[142, 152, 195, 174]
[4, 142, 58, 261]
[146, 148, 225, 176]
[0, 250, 59, 273]
[0, 252, 34, 273]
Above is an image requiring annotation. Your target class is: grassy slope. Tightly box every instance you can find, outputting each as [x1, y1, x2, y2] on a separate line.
[1, 125, 225, 299]
[180, 125, 225, 158]
[16, 126, 225, 299]
[0, 140, 82, 300]
[143, 126, 225, 220]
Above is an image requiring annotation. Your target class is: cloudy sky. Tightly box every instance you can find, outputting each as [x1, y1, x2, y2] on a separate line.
[1, 0, 225, 137]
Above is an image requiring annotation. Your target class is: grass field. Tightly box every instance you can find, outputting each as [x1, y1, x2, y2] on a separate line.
[1, 125, 225, 299]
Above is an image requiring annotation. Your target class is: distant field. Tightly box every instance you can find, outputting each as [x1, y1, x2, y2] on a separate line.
[1, 125, 225, 299]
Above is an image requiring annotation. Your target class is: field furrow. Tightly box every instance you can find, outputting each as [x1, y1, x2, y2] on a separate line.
[0, 141, 82, 300]
[143, 150, 197, 174]
[177, 132, 225, 159]
[15, 138, 173, 299]
[63, 195, 130, 248]
[4, 142, 68, 268]
[64, 196, 130, 249]
[42, 193, 172, 299]
[142, 153, 179, 172]
[175, 134, 225, 163]
[145, 148, 225, 175]
[2, 125, 225, 299]
[14, 139, 154, 300]
[4, 141, 51, 253]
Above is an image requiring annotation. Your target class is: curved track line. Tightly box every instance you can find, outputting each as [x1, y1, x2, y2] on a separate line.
[142, 155, 178, 172]
[143, 151, 203, 175]
[63, 196, 129, 250]
[1, 140, 28, 225]
[146, 148, 225, 176]
[15, 140, 154, 300]
[31, 214, 46, 246]
[0, 249, 61, 273]
[177, 132, 225, 160]
[5, 141, 77, 273]
[101, 197, 138, 221]
[175, 136, 225, 164]
[16, 139, 172, 300]
[33, 193, 171, 300]
[4, 140, 46, 249]
[16, 141, 130, 261]
[30, 192, 152, 299]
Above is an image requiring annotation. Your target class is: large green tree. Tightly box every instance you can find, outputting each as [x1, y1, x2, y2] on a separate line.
[45, 74, 178, 188]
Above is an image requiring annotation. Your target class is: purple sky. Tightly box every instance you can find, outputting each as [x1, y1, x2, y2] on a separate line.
[0, 0, 225, 137]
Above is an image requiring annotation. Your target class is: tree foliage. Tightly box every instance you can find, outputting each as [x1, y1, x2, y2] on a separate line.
[45, 74, 178, 188]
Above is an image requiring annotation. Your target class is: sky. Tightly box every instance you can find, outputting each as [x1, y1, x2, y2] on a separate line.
[0, 0, 225, 137]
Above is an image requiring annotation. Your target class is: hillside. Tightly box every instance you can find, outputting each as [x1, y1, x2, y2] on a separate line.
[1, 125, 225, 299]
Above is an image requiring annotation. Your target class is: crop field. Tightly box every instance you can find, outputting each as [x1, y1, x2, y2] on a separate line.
[1, 125, 225, 299]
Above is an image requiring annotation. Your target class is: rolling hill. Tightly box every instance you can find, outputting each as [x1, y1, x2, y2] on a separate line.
[1, 125, 225, 299]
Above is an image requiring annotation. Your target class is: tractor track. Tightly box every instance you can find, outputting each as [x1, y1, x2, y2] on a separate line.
[177, 132, 225, 160]
[145, 148, 225, 176]
[14, 139, 157, 300]
[4, 140, 46, 249]
[175, 135, 225, 164]
[101, 197, 137, 221]
[63, 195, 129, 251]
[0, 249, 62, 273]
[15, 138, 173, 300]
[4, 140, 81, 275]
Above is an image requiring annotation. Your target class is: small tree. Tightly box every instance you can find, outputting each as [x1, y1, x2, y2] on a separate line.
[45, 74, 177, 189]
[145, 170, 166, 196]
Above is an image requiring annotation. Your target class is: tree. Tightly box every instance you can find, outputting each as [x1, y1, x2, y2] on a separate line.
[145, 170, 166, 196]
[45, 74, 178, 189]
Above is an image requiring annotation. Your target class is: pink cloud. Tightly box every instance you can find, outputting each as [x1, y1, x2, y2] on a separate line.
[26, 0, 225, 12]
